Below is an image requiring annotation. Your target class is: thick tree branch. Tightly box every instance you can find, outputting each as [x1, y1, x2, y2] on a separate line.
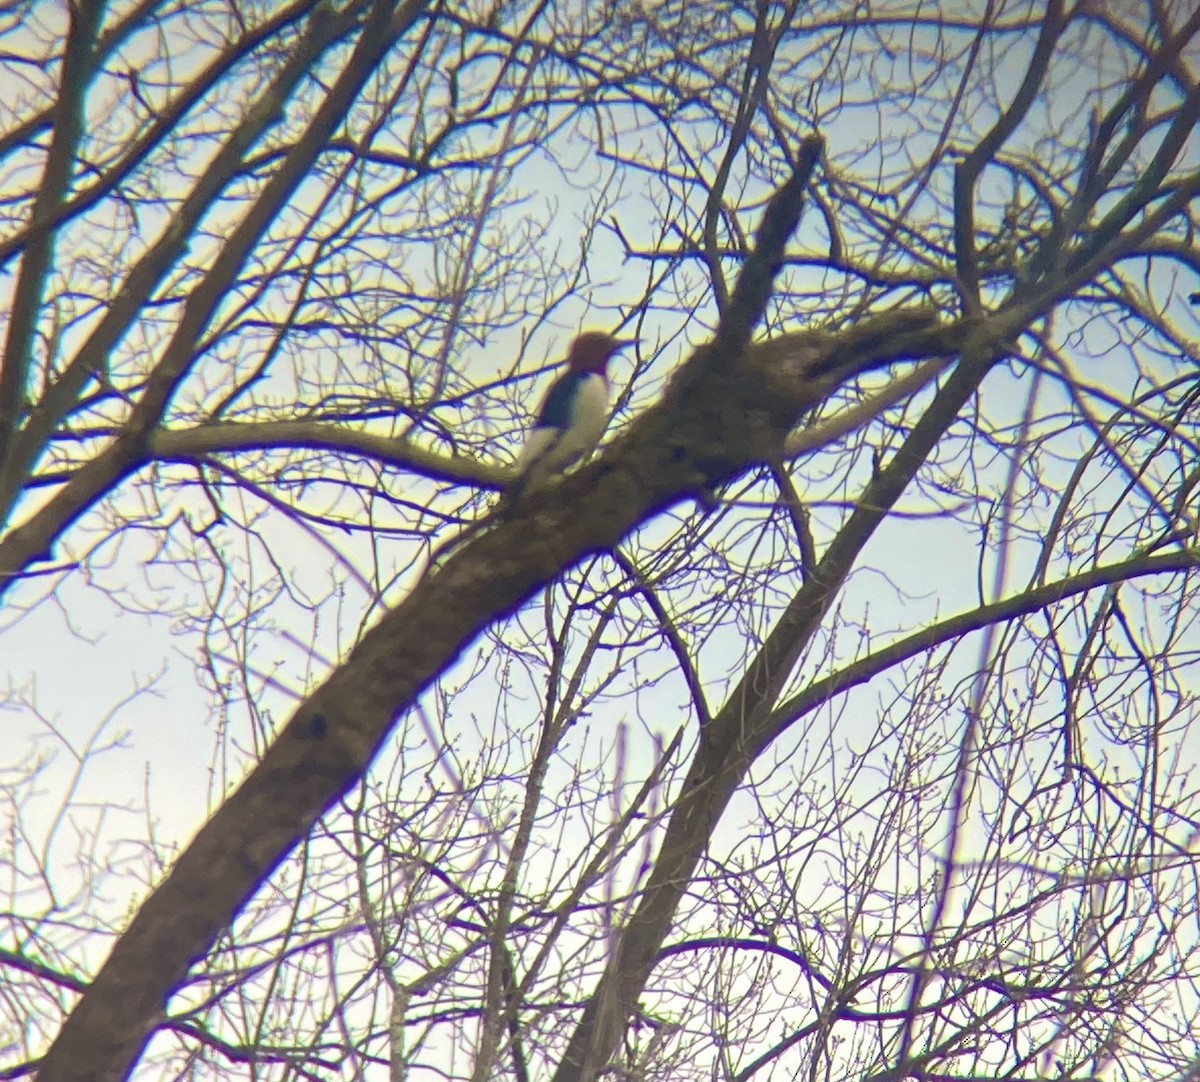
[769, 547, 1200, 742]
[151, 420, 508, 487]
[33, 3, 436, 1076]
[0, 1, 105, 485]
[784, 356, 951, 458]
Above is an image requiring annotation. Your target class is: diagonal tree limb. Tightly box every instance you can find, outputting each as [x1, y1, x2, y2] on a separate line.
[551, 331, 1005, 1082]
[785, 356, 951, 458]
[768, 545, 1200, 749]
[953, 0, 1065, 304]
[0, 0, 423, 595]
[32, 3, 437, 1076]
[0, 0, 377, 531]
[610, 546, 712, 728]
[0, 1, 106, 483]
[702, 0, 792, 314]
[0, 1, 327, 272]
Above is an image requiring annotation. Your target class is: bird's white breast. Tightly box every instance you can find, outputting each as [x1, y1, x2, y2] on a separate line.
[514, 372, 610, 489]
[561, 372, 610, 456]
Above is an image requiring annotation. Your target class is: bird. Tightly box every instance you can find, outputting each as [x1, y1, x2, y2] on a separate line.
[510, 330, 629, 497]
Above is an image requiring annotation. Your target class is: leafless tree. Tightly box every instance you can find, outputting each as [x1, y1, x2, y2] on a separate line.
[3, 1, 1200, 1081]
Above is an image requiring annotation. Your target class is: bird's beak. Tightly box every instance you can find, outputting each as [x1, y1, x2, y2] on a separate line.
[612, 338, 637, 352]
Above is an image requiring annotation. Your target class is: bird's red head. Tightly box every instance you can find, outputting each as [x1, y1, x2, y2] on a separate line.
[566, 330, 628, 374]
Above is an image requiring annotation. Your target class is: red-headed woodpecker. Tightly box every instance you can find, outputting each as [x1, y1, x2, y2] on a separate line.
[511, 331, 630, 495]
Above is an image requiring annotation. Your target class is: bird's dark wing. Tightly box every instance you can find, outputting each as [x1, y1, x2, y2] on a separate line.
[533, 370, 585, 429]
